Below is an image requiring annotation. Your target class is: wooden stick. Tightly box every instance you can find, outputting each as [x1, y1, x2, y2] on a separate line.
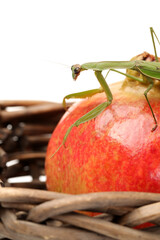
[26, 135, 50, 146]
[2, 202, 35, 211]
[54, 213, 160, 240]
[0, 147, 8, 167]
[118, 202, 160, 227]
[7, 181, 46, 190]
[8, 151, 46, 161]
[0, 103, 65, 123]
[0, 209, 108, 240]
[27, 192, 160, 223]
[0, 187, 70, 203]
[0, 100, 60, 108]
[15, 123, 55, 135]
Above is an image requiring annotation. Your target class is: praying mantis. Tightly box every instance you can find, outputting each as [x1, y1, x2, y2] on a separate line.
[52, 27, 160, 156]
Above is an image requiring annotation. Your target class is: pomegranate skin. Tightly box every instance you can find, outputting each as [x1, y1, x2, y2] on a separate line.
[45, 81, 160, 194]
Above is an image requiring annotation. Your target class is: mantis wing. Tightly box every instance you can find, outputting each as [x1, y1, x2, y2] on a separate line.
[136, 61, 160, 80]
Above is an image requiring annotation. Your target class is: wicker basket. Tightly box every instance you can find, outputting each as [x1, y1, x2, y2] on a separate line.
[0, 100, 160, 240]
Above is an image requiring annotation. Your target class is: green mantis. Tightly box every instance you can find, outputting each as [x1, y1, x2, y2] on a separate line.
[52, 27, 160, 157]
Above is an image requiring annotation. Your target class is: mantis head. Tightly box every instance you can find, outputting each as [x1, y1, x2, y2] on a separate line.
[71, 64, 82, 80]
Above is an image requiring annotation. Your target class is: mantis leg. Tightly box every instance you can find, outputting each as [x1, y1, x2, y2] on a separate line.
[63, 88, 104, 109]
[143, 77, 157, 131]
[63, 71, 113, 142]
[105, 68, 144, 83]
[105, 68, 157, 131]
[150, 27, 160, 62]
[51, 71, 113, 157]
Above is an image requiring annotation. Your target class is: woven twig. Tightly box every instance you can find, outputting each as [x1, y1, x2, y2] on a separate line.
[0, 100, 160, 240]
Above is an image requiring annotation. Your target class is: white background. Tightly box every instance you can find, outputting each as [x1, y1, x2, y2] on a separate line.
[0, 0, 160, 103]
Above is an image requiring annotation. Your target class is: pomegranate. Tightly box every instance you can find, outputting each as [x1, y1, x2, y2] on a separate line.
[45, 53, 160, 195]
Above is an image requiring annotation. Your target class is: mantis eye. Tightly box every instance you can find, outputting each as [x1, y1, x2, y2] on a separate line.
[74, 67, 80, 74]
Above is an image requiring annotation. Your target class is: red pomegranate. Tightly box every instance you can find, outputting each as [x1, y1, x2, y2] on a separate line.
[45, 53, 160, 195]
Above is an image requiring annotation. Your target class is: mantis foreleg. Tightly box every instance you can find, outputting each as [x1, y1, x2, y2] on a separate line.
[64, 71, 113, 141]
[51, 71, 113, 157]
[63, 88, 104, 109]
